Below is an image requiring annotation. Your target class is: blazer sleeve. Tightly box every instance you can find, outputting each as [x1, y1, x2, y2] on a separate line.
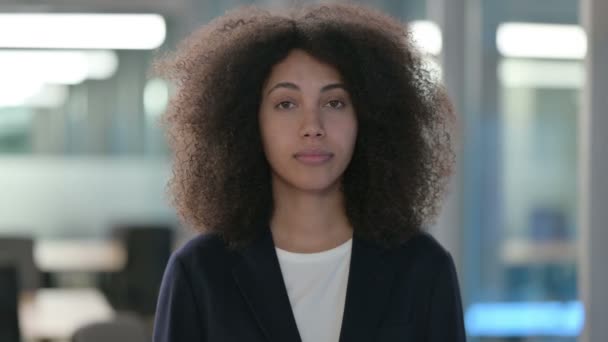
[153, 253, 204, 342]
[426, 251, 467, 342]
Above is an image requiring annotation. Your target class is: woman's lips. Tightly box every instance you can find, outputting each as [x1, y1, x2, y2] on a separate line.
[294, 152, 333, 165]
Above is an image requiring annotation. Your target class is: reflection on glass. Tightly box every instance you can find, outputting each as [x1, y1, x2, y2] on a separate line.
[469, 56, 581, 340]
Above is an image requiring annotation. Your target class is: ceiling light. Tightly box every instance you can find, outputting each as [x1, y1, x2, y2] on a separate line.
[0, 83, 68, 108]
[497, 22, 587, 59]
[0, 13, 166, 50]
[410, 20, 442, 55]
[499, 59, 584, 88]
[0, 50, 118, 85]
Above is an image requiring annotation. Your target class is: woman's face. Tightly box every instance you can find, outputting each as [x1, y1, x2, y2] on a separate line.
[259, 49, 358, 194]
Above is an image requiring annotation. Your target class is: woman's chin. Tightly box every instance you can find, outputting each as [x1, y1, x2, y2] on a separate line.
[272, 174, 341, 195]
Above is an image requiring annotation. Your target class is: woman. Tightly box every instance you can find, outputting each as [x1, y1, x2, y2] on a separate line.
[153, 3, 465, 342]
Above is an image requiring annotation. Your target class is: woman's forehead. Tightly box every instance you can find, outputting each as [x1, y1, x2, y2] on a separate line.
[263, 49, 344, 92]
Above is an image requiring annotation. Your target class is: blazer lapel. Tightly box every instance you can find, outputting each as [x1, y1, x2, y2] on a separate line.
[232, 229, 302, 342]
[339, 236, 397, 342]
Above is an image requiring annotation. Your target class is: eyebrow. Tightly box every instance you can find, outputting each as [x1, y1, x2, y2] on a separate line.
[265, 82, 347, 96]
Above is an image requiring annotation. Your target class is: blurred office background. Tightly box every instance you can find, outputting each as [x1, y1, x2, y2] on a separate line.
[0, 0, 606, 341]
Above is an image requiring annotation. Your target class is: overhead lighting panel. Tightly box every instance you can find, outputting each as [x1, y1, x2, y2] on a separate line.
[0, 13, 166, 50]
[497, 22, 587, 59]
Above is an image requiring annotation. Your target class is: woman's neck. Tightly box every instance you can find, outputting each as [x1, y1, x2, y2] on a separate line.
[269, 178, 353, 253]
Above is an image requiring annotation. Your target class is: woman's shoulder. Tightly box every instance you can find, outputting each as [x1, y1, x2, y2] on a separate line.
[176, 231, 228, 254]
[401, 230, 450, 253]
[388, 230, 456, 270]
[170, 232, 234, 271]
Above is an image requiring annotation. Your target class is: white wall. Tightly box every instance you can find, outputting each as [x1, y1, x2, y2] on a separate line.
[0, 157, 177, 238]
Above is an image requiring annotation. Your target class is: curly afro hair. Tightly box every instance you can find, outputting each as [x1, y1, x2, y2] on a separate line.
[154, 2, 455, 251]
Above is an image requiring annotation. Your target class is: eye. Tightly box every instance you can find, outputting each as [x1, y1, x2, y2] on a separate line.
[275, 101, 296, 110]
[326, 99, 345, 109]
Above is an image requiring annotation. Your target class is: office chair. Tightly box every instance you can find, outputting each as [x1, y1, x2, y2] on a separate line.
[0, 237, 40, 292]
[71, 313, 147, 342]
[0, 265, 21, 342]
[101, 224, 173, 317]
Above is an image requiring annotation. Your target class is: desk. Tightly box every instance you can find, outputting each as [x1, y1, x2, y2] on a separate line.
[34, 240, 126, 273]
[20, 288, 115, 341]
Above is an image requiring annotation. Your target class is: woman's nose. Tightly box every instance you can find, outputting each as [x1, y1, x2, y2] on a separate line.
[300, 108, 325, 138]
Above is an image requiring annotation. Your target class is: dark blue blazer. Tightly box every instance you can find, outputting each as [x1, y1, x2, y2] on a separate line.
[153, 228, 466, 342]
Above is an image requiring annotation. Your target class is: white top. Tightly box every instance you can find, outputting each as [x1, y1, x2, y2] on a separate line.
[275, 238, 353, 342]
